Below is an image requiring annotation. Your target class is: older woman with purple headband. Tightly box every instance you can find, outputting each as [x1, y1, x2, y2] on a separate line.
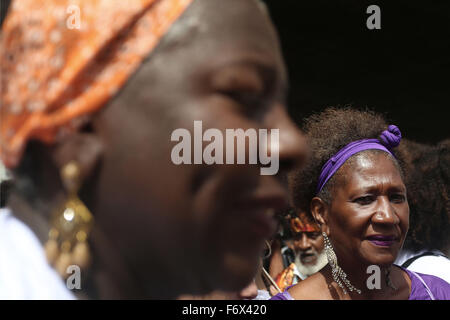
[272, 108, 450, 300]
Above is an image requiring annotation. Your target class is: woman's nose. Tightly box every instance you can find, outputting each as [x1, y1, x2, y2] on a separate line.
[267, 104, 308, 173]
[373, 196, 400, 225]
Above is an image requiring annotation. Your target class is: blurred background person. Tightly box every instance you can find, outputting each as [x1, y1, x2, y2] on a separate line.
[395, 139, 450, 283]
[288, 210, 327, 280]
[268, 209, 326, 292]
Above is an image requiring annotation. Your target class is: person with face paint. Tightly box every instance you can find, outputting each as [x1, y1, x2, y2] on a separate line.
[0, 0, 307, 299]
[272, 108, 450, 300]
[270, 210, 327, 292]
[288, 211, 327, 278]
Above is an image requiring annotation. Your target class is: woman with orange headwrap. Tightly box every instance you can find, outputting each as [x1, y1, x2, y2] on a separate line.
[0, 0, 306, 298]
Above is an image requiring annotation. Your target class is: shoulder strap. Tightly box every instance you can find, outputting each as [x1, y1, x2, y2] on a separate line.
[401, 251, 445, 268]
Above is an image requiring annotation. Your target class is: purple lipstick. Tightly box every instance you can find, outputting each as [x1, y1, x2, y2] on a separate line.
[367, 235, 397, 247]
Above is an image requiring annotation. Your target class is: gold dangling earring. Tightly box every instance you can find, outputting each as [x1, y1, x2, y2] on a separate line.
[44, 161, 94, 278]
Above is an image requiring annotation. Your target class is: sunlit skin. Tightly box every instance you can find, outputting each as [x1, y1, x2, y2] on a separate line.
[289, 152, 412, 299]
[8, 0, 307, 299]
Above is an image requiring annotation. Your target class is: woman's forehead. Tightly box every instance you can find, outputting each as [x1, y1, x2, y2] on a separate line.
[130, 0, 286, 94]
[176, 0, 279, 51]
[340, 152, 405, 192]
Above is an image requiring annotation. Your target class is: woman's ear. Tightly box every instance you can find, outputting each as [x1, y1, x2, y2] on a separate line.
[311, 197, 330, 235]
[50, 131, 104, 185]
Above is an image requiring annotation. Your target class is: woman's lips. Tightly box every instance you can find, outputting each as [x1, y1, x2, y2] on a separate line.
[366, 235, 397, 247]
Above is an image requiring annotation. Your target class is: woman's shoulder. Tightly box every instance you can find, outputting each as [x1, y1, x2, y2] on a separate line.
[269, 275, 319, 300]
[281, 271, 331, 300]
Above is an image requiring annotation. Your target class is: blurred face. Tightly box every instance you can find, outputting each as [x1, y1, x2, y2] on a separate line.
[292, 231, 324, 266]
[85, 0, 306, 296]
[326, 152, 409, 268]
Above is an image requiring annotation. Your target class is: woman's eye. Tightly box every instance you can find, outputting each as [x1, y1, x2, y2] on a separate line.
[354, 195, 375, 205]
[222, 90, 272, 118]
[227, 90, 262, 106]
[390, 194, 406, 203]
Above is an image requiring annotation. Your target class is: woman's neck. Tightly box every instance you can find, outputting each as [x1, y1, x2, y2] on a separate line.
[83, 227, 145, 299]
[325, 258, 410, 300]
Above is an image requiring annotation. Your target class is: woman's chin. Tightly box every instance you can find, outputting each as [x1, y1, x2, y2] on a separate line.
[362, 253, 397, 267]
[361, 242, 400, 266]
[215, 252, 258, 292]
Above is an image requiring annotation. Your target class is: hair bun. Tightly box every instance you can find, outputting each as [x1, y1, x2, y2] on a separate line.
[379, 125, 402, 149]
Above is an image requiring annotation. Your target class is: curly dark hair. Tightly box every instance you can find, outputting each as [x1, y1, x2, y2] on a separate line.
[399, 139, 450, 252]
[290, 107, 402, 212]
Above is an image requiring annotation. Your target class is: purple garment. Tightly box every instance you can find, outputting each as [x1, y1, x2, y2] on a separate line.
[270, 267, 450, 300]
[271, 286, 294, 300]
[404, 268, 450, 300]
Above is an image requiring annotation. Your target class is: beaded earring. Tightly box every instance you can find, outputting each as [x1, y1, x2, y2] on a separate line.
[322, 232, 361, 295]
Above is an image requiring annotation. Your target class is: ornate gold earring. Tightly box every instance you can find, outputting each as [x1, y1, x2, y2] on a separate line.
[44, 161, 94, 278]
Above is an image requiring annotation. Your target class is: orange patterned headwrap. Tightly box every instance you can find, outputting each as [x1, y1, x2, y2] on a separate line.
[0, 0, 194, 168]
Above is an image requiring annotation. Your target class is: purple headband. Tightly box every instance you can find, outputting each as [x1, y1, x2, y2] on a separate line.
[315, 125, 402, 194]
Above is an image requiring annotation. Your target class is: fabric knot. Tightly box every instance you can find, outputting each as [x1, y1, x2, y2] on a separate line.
[379, 125, 402, 149]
